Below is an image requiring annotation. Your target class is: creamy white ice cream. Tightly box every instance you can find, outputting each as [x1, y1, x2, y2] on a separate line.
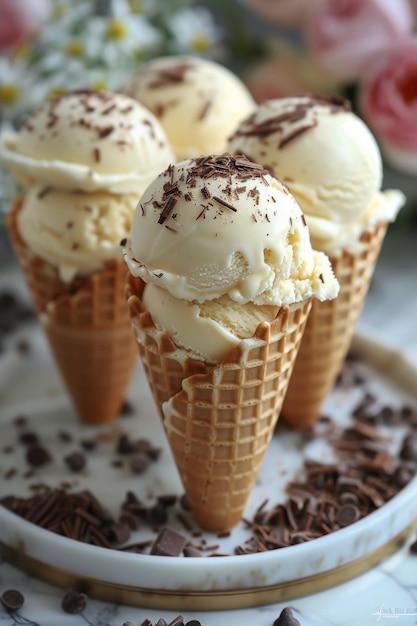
[122, 55, 256, 161]
[124, 154, 339, 362]
[228, 95, 405, 252]
[19, 185, 138, 281]
[0, 90, 174, 194]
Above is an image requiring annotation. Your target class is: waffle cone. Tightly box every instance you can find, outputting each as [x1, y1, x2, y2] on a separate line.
[281, 221, 388, 429]
[126, 275, 311, 531]
[7, 198, 137, 425]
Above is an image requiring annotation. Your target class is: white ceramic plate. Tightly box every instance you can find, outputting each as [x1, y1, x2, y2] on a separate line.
[0, 326, 417, 610]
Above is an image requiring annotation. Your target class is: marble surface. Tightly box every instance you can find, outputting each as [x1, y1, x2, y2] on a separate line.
[0, 225, 417, 626]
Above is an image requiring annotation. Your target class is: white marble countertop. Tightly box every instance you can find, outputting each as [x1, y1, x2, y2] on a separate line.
[0, 224, 417, 626]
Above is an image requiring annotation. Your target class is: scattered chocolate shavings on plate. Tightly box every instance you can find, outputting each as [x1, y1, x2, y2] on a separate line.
[0, 352, 416, 560]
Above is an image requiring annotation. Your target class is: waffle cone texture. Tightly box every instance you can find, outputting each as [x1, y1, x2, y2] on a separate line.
[7, 198, 138, 425]
[126, 275, 312, 531]
[281, 222, 388, 429]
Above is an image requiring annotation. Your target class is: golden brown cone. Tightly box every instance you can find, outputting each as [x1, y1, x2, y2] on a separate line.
[7, 198, 138, 425]
[281, 222, 388, 429]
[126, 274, 312, 531]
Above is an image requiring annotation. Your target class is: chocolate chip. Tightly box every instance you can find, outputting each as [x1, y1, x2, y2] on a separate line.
[155, 620, 167, 626]
[58, 430, 73, 443]
[180, 494, 191, 510]
[120, 400, 135, 416]
[336, 504, 361, 526]
[61, 590, 87, 614]
[150, 528, 187, 556]
[185, 621, 202, 626]
[393, 464, 414, 488]
[80, 438, 97, 451]
[147, 503, 168, 527]
[108, 522, 130, 545]
[19, 431, 39, 445]
[119, 511, 139, 530]
[410, 539, 417, 554]
[0, 589, 24, 612]
[157, 494, 177, 508]
[26, 444, 52, 467]
[116, 433, 136, 454]
[400, 434, 417, 461]
[145, 446, 162, 461]
[273, 607, 300, 626]
[64, 452, 86, 472]
[129, 454, 149, 474]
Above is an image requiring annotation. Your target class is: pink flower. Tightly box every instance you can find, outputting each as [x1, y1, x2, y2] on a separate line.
[359, 37, 417, 174]
[0, 0, 51, 51]
[241, 0, 327, 27]
[304, 0, 415, 82]
[244, 48, 341, 102]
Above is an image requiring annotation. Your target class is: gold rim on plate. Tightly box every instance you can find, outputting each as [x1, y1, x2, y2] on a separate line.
[1, 522, 416, 611]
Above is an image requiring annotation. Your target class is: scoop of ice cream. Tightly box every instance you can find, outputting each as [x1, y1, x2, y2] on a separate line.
[124, 154, 339, 362]
[18, 185, 138, 281]
[228, 95, 404, 251]
[0, 90, 174, 194]
[122, 55, 256, 161]
[142, 284, 282, 362]
[124, 153, 339, 305]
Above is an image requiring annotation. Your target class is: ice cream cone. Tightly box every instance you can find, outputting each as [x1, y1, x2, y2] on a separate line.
[281, 221, 388, 429]
[7, 198, 138, 425]
[126, 275, 312, 531]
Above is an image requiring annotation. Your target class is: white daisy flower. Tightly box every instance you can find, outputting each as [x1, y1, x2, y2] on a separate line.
[84, 12, 162, 69]
[167, 6, 222, 56]
[0, 58, 37, 123]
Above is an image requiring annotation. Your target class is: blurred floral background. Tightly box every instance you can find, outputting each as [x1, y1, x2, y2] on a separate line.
[0, 0, 416, 225]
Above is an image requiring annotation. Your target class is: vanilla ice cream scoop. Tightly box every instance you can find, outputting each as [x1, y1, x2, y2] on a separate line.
[123, 154, 339, 361]
[228, 96, 404, 251]
[122, 55, 256, 161]
[19, 185, 138, 281]
[0, 90, 174, 194]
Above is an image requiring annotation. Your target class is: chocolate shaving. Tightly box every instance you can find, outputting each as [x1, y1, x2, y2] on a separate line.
[279, 122, 317, 148]
[198, 99, 213, 121]
[157, 196, 177, 224]
[212, 196, 237, 212]
[97, 125, 114, 139]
